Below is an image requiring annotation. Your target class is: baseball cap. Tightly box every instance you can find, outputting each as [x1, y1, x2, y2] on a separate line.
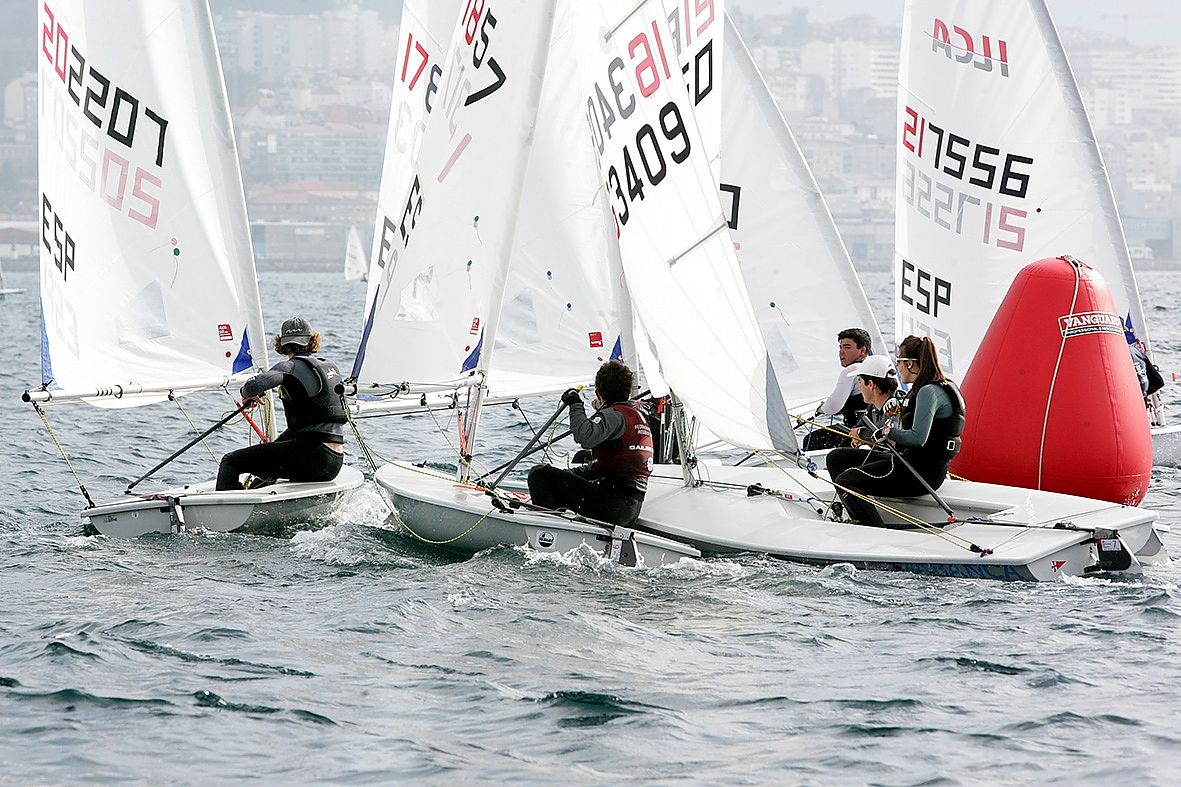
[280, 316, 313, 348]
[846, 355, 896, 378]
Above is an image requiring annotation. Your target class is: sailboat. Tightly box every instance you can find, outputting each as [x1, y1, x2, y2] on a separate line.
[343, 225, 367, 282]
[0, 256, 24, 296]
[351, 0, 1165, 580]
[571, 1, 1159, 580]
[349, 0, 696, 566]
[894, 0, 1181, 466]
[27, 0, 361, 538]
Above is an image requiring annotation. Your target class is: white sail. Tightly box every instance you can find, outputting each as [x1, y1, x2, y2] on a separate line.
[360, 1, 459, 322]
[358, 0, 633, 401]
[895, 0, 1150, 377]
[36, 0, 268, 406]
[723, 16, 887, 411]
[490, 3, 636, 396]
[576, 1, 794, 453]
[343, 225, 367, 282]
[353, 0, 558, 389]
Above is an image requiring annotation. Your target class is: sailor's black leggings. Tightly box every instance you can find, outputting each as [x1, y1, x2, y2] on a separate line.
[526, 465, 644, 527]
[217, 438, 343, 491]
[827, 447, 949, 528]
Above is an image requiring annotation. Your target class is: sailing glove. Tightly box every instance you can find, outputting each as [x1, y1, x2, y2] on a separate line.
[561, 388, 583, 406]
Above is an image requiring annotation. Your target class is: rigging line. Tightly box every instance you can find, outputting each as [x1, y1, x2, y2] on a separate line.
[222, 389, 260, 445]
[341, 396, 400, 514]
[513, 400, 555, 465]
[605, 0, 651, 41]
[1038, 260, 1081, 490]
[31, 402, 95, 508]
[424, 398, 495, 480]
[759, 448, 985, 552]
[171, 394, 216, 460]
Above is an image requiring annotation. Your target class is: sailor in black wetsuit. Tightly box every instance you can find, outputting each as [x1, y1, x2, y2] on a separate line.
[825, 354, 900, 484]
[527, 360, 654, 527]
[216, 316, 347, 491]
[831, 335, 965, 528]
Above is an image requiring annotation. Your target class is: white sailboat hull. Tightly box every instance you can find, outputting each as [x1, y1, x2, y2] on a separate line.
[375, 462, 699, 567]
[636, 465, 1162, 581]
[1151, 424, 1181, 468]
[84, 467, 364, 538]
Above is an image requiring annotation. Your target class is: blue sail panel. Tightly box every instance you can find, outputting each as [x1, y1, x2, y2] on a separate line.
[40, 310, 56, 388]
[461, 329, 485, 373]
[610, 335, 624, 361]
[352, 289, 382, 380]
[232, 328, 254, 373]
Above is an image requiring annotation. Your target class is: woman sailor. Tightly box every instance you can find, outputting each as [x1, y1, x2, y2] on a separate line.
[830, 336, 965, 528]
[216, 316, 348, 491]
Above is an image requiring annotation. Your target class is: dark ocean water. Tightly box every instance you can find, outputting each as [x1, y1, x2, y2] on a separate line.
[2, 270, 1180, 784]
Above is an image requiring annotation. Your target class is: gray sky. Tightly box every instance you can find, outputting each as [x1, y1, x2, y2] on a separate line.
[729, 0, 1181, 46]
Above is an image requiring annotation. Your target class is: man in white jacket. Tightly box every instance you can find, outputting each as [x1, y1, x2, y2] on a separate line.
[801, 327, 873, 451]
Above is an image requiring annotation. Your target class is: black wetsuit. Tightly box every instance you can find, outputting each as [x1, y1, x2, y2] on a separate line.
[216, 355, 348, 491]
[824, 397, 898, 485]
[831, 381, 965, 528]
[527, 399, 653, 527]
[802, 391, 866, 452]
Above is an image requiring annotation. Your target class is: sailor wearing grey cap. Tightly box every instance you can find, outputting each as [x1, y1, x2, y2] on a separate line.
[216, 316, 348, 491]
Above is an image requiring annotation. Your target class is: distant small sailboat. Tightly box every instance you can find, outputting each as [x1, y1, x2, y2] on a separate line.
[343, 225, 367, 282]
[0, 257, 24, 296]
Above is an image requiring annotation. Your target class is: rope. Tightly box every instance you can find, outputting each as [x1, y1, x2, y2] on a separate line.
[32, 402, 95, 508]
[751, 448, 990, 555]
[1037, 259, 1081, 489]
[392, 459, 525, 545]
[223, 389, 259, 445]
[512, 399, 555, 465]
[172, 394, 216, 460]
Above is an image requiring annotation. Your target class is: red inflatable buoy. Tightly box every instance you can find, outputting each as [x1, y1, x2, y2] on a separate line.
[952, 256, 1152, 505]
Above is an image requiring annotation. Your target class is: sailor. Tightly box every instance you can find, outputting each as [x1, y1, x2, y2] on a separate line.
[527, 360, 654, 527]
[831, 335, 965, 528]
[824, 354, 900, 483]
[802, 328, 873, 451]
[216, 316, 348, 491]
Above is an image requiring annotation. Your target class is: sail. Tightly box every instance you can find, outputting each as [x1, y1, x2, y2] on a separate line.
[343, 225, 367, 282]
[36, 0, 267, 405]
[895, 0, 1150, 377]
[358, 1, 632, 400]
[490, 3, 635, 396]
[576, 1, 794, 453]
[723, 16, 887, 411]
[360, 0, 459, 321]
[353, 0, 558, 388]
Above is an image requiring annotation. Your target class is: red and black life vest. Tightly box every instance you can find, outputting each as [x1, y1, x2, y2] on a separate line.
[591, 403, 655, 486]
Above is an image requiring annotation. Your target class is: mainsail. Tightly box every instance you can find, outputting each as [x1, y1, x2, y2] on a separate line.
[358, 0, 632, 402]
[353, 1, 558, 393]
[723, 15, 886, 411]
[576, 1, 794, 452]
[895, 0, 1150, 377]
[359, 1, 457, 319]
[37, 0, 268, 405]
